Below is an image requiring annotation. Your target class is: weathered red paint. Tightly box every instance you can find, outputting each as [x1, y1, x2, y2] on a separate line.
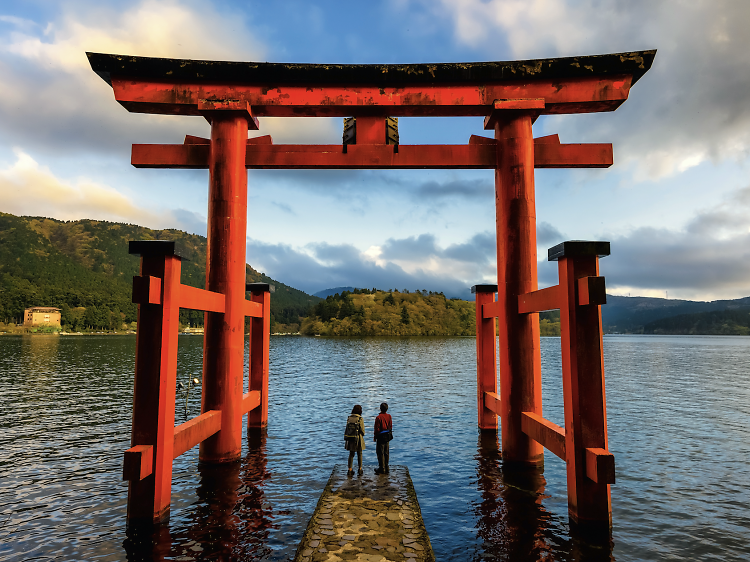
[512, 242, 615, 535]
[520, 411, 566, 460]
[96, 49, 651, 535]
[109, 75, 633, 117]
[172, 410, 221, 459]
[127, 252, 181, 524]
[248, 287, 271, 429]
[130, 141, 613, 170]
[200, 112, 250, 464]
[517, 284, 561, 314]
[494, 112, 544, 467]
[557, 249, 613, 533]
[472, 285, 498, 431]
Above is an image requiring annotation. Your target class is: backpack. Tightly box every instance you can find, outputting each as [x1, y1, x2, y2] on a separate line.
[344, 417, 360, 440]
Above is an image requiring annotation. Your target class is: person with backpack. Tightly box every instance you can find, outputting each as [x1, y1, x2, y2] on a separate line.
[374, 402, 393, 475]
[344, 404, 366, 476]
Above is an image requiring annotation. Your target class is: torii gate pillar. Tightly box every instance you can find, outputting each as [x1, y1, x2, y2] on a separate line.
[199, 101, 258, 463]
[492, 105, 544, 467]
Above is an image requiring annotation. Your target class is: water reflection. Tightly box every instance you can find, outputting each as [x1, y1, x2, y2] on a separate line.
[123, 432, 274, 562]
[474, 431, 552, 560]
[473, 432, 616, 561]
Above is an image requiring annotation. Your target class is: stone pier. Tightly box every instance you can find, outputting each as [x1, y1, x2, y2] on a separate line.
[294, 465, 434, 562]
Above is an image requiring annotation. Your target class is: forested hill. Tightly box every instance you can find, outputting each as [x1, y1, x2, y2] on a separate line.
[301, 289, 477, 336]
[0, 213, 319, 330]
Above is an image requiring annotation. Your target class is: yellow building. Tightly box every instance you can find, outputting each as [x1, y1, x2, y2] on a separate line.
[24, 307, 61, 327]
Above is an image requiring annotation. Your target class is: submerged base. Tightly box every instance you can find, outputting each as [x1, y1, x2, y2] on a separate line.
[295, 464, 434, 562]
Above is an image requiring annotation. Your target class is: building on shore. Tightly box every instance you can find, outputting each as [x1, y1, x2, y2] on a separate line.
[24, 307, 61, 328]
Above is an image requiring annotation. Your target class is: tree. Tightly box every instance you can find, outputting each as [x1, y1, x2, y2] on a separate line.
[400, 305, 410, 325]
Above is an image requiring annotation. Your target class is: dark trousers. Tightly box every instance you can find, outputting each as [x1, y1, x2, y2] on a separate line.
[376, 441, 389, 470]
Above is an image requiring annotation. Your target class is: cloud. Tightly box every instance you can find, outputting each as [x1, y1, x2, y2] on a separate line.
[0, 1, 340, 160]
[535, 186, 750, 299]
[536, 221, 566, 246]
[406, 0, 750, 181]
[0, 148, 206, 233]
[246, 232, 499, 298]
[0, 149, 155, 223]
[413, 178, 493, 200]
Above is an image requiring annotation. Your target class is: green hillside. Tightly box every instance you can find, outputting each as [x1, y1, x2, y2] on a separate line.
[0, 213, 319, 332]
[301, 289, 476, 336]
[643, 309, 750, 335]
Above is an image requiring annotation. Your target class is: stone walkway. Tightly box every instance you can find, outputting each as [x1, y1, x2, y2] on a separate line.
[294, 465, 434, 562]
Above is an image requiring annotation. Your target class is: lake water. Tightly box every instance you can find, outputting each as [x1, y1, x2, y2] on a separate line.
[0, 334, 748, 561]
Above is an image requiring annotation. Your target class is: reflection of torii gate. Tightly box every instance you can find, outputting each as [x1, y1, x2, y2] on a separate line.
[88, 50, 654, 536]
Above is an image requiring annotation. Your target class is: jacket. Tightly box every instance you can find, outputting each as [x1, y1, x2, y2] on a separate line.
[374, 412, 392, 442]
[345, 414, 366, 450]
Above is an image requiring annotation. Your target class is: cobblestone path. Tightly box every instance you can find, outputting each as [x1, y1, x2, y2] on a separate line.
[294, 465, 434, 562]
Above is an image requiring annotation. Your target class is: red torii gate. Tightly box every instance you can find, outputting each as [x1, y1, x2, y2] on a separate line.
[88, 49, 655, 536]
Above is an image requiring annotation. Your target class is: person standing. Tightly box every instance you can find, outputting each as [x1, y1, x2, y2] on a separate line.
[374, 402, 393, 475]
[344, 404, 365, 476]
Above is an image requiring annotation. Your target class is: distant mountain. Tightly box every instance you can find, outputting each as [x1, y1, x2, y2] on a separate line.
[313, 286, 358, 298]
[602, 295, 750, 333]
[643, 309, 750, 335]
[0, 212, 320, 330]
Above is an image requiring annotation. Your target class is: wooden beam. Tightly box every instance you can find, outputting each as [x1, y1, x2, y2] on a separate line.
[243, 300, 263, 318]
[123, 445, 153, 481]
[577, 276, 607, 306]
[482, 300, 502, 319]
[172, 410, 221, 459]
[586, 447, 616, 484]
[179, 284, 225, 313]
[242, 390, 261, 414]
[484, 391, 502, 417]
[521, 411, 566, 460]
[518, 285, 562, 314]
[132, 142, 613, 170]
[111, 75, 633, 117]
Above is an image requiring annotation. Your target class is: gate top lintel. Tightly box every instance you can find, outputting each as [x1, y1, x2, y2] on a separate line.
[87, 50, 655, 88]
[87, 50, 655, 119]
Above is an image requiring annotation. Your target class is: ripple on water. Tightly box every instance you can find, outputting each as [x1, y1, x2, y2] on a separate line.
[0, 334, 748, 561]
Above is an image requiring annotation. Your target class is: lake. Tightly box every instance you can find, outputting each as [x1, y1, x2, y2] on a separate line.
[0, 334, 748, 561]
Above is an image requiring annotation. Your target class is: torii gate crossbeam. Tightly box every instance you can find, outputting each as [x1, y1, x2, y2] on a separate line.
[88, 50, 655, 538]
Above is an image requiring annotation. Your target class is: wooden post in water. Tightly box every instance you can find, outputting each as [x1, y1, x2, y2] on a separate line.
[472, 284, 498, 431]
[199, 101, 257, 463]
[490, 102, 544, 467]
[552, 241, 614, 534]
[247, 283, 273, 430]
[124, 241, 185, 525]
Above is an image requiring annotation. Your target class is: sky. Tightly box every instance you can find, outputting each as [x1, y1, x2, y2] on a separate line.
[1, 0, 750, 300]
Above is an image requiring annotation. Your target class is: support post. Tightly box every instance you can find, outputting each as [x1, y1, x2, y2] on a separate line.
[126, 240, 186, 525]
[493, 110, 544, 466]
[551, 240, 612, 535]
[247, 283, 273, 429]
[200, 102, 254, 463]
[472, 284, 498, 431]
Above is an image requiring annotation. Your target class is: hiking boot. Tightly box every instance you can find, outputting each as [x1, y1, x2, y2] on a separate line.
[357, 467, 364, 476]
[374, 467, 383, 474]
[347, 468, 354, 476]
[384, 467, 390, 474]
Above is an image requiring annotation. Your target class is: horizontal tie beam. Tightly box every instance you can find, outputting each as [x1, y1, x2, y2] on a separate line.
[585, 447, 616, 484]
[132, 276, 265, 316]
[484, 391, 502, 416]
[482, 300, 501, 319]
[111, 75, 634, 117]
[172, 410, 222, 460]
[242, 390, 261, 414]
[518, 285, 561, 314]
[131, 141, 613, 170]
[521, 411, 566, 460]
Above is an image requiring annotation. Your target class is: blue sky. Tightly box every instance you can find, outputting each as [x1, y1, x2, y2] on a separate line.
[1, 0, 750, 300]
